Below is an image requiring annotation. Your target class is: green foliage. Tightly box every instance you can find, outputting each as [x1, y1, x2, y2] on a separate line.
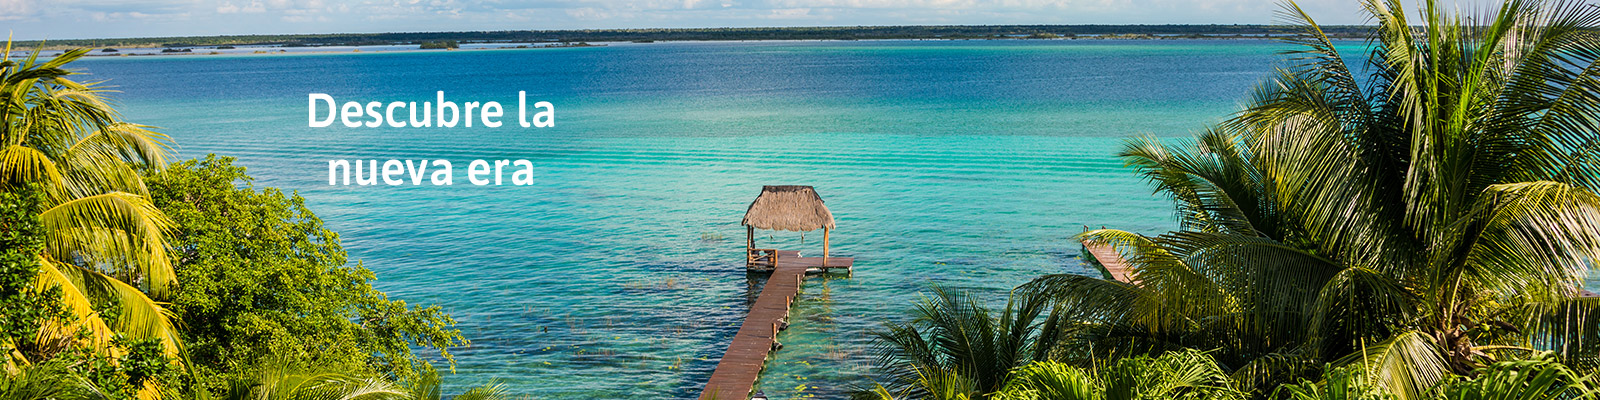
[216, 358, 408, 400]
[1, 41, 187, 390]
[448, 381, 509, 400]
[1275, 354, 1600, 400]
[404, 371, 508, 400]
[994, 361, 1098, 400]
[0, 187, 64, 366]
[1011, 0, 1600, 394]
[868, 349, 1244, 400]
[1274, 364, 1396, 400]
[867, 286, 1245, 400]
[2, 41, 475, 398]
[1439, 353, 1599, 400]
[869, 0, 1600, 398]
[143, 155, 467, 394]
[114, 337, 173, 389]
[0, 362, 106, 400]
[418, 41, 459, 49]
[1097, 350, 1242, 400]
[870, 286, 1051, 398]
[998, 352, 1245, 400]
[208, 358, 511, 400]
[0, 183, 171, 400]
[1326, 332, 1448, 400]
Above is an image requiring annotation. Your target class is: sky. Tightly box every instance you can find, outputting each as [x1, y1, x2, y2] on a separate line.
[2, 0, 1392, 40]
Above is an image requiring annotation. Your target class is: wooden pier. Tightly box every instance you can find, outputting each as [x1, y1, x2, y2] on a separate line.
[1082, 240, 1135, 284]
[700, 253, 853, 400]
[701, 185, 852, 399]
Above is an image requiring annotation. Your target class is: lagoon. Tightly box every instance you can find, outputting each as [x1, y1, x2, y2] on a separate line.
[79, 39, 1319, 399]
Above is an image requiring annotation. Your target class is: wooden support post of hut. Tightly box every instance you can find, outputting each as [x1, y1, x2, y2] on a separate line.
[740, 185, 852, 272]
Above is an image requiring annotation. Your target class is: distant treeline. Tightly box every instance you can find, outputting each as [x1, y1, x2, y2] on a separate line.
[418, 40, 460, 49]
[15, 25, 1376, 49]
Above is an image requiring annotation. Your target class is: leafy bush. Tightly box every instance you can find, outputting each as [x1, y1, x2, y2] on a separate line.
[144, 155, 467, 394]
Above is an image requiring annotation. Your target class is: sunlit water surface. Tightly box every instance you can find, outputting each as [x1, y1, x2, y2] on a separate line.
[71, 40, 1444, 399]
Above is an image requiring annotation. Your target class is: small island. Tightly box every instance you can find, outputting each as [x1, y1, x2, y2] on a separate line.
[419, 40, 460, 49]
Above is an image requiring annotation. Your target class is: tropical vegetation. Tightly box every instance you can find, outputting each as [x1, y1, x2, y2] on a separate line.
[0, 42, 481, 399]
[1, 42, 186, 398]
[147, 155, 468, 394]
[866, 0, 1600, 398]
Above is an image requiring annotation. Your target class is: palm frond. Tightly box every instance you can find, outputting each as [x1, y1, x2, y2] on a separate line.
[1508, 297, 1600, 371]
[1439, 352, 1600, 400]
[0, 361, 107, 400]
[37, 191, 176, 298]
[994, 361, 1099, 400]
[1333, 331, 1450, 400]
[1449, 181, 1600, 305]
[0, 145, 64, 195]
[32, 256, 117, 359]
[1100, 349, 1243, 400]
[1310, 267, 1423, 361]
[1272, 363, 1397, 400]
[870, 286, 1050, 396]
[451, 381, 508, 400]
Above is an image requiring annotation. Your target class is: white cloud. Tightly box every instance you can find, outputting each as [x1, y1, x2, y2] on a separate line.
[765, 7, 812, 18]
[89, 9, 184, 22]
[0, 0, 36, 20]
[216, 0, 265, 13]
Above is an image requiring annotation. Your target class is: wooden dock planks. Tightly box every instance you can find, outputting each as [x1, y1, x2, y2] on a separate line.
[780, 256, 854, 270]
[700, 263, 806, 400]
[700, 254, 854, 400]
[1082, 241, 1135, 284]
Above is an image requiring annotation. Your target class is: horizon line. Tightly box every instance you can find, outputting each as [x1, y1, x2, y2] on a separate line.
[12, 23, 1379, 44]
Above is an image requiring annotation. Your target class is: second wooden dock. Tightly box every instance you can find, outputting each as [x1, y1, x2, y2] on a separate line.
[1083, 241, 1135, 283]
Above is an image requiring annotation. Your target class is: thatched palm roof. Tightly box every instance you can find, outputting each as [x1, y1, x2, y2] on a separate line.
[741, 185, 835, 232]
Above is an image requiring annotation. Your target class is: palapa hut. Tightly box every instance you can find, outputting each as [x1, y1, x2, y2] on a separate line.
[741, 185, 835, 270]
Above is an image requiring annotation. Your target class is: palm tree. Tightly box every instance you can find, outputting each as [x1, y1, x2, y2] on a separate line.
[216, 360, 409, 400]
[869, 286, 1052, 398]
[403, 371, 508, 400]
[0, 361, 107, 400]
[867, 349, 1244, 400]
[0, 43, 184, 391]
[999, 350, 1244, 400]
[1275, 353, 1600, 400]
[1029, 0, 1600, 397]
[209, 358, 510, 400]
[1274, 364, 1395, 400]
[991, 361, 1098, 400]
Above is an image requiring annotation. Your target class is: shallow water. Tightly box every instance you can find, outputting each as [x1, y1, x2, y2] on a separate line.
[76, 39, 1363, 399]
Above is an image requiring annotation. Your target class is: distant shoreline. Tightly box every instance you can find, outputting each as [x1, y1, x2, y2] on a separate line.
[15, 36, 1350, 60]
[13, 25, 1372, 51]
[59, 42, 606, 58]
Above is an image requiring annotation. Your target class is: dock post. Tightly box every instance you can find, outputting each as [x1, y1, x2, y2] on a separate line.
[822, 228, 830, 267]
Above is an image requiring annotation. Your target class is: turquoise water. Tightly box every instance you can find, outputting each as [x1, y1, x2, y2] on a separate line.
[77, 40, 1297, 399]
